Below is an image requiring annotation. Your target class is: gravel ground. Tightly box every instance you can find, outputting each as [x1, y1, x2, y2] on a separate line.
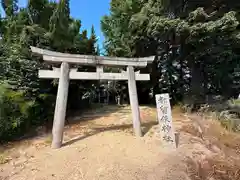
[1, 106, 239, 180]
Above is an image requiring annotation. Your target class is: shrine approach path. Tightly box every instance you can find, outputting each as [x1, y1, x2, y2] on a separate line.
[1, 105, 240, 180]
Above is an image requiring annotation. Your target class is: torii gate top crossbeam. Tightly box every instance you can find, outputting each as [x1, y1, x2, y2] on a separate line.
[31, 46, 154, 67]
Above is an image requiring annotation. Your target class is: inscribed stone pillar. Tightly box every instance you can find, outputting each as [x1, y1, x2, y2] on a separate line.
[155, 93, 176, 148]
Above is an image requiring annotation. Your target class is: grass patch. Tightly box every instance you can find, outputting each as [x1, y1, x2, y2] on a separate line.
[0, 153, 9, 164]
[44, 135, 52, 145]
[186, 155, 240, 180]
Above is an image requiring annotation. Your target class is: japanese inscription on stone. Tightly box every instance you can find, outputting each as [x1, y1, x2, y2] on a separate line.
[155, 93, 176, 148]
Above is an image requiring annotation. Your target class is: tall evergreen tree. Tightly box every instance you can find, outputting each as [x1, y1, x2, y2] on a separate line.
[0, 0, 100, 140]
[102, 0, 240, 104]
[1, 0, 18, 17]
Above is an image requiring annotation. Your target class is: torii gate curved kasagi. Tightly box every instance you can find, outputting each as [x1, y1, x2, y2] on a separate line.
[31, 46, 154, 149]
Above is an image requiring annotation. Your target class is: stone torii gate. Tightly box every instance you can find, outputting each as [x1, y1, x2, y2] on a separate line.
[31, 46, 154, 149]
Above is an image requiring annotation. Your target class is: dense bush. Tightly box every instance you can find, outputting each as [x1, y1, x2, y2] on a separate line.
[0, 0, 99, 141]
[0, 83, 57, 141]
[218, 99, 240, 132]
[0, 83, 34, 140]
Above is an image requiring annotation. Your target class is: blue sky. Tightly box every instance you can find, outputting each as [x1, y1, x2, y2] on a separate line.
[0, 0, 110, 52]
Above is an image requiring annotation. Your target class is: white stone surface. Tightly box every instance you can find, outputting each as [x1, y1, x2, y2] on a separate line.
[51, 62, 70, 149]
[43, 55, 148, 67]
[155, 93, 176, 148]
[31, 46, 154, 64]
[38, 70, 150, 81]
[127, 66, 142, 137]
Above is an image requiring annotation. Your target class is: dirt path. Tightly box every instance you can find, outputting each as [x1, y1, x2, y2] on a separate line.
[1, 105, 240, 180]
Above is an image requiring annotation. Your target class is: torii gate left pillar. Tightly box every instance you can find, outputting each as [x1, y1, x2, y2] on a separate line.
[52, 62, 70, 148]
[31, 46, 154, 149]
[127, 66, 142, 137]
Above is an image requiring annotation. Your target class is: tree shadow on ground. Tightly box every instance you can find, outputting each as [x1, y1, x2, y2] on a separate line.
[62, 121, 158, 147]
[2, 105, 126, 147]
[65, 104, 129, 125]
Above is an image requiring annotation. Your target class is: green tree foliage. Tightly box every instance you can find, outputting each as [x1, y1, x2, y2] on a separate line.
[101, 0, 240, 105]
[0, 0, 98, 141]
[1, 0, 18, 17]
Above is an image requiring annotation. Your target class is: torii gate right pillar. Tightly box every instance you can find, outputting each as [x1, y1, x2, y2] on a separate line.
[127, 66, 143, 137]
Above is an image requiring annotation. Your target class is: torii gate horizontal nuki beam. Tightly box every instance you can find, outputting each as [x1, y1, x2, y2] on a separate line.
[31, 46, 154, 67]
[30, 46, 155, 149]
[39, 70, 150, 81]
